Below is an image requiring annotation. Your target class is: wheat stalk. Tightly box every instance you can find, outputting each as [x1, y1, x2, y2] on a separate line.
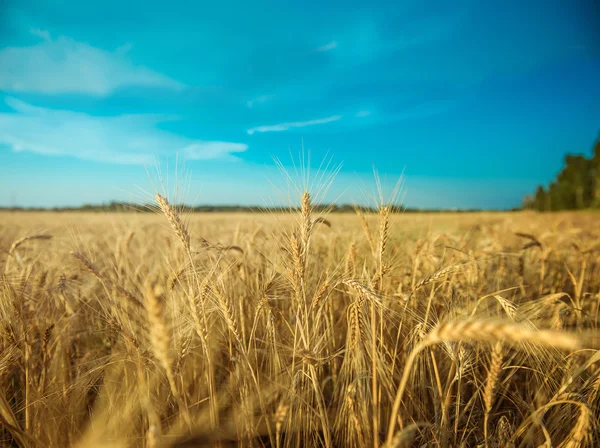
[144, 283, 191, 427]
[345, 242, 357, 277]
[299, 191, 312, 278]
[354, 206, 376, 255]
[410, 263, 466, 298]
[386, 319, 583, 444]
[560, 401, 592, 448]
[483, 342, 503, 445]
[342, 278, 384, 307]
[156, 193, 191, 251]
[9, 234, 52, 256]
[275, 401, 289, 448]
[378, 205, 390, 279]
[70, 251, 104, 283]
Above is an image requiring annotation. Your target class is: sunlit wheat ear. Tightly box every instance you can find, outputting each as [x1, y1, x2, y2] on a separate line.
[274, 402, 289, 448]
[123, 230, 135, 250]
[515, 232, 543, 250]
[313, 217, 331, 228]
[144, 283, 192, 426]
[378, 205, 390, 259]
[144, 283, 173, 375]
[495, 416, 513, 447]
[41, 323, 55, 359]
[289, 231, 304, 286]
[347, 297, 366, 354]
[383, 424, 420, 448]
[354, 206, 376, 255]
[187, 278, 211, 348]
[342, 278, 384, 307]
[9, 234, 52, 256]
[587, 373, 600, 405]
[36, 270, 48, 289]
[146, 423, 159, 448]
[484, 342, 503, 413]
[563, 402, 592, 448]
[409, 263, 466, 298]
[428, 320, 581, 350]
[345, 242, 357, 277]
[168, 264, 187, 291]
[386, 320, 583, 445]
[344, 383, 367, 448]
[71, 250, 143, 309]
[483, 342, 503, 443]
[155, 193, 191, 251]
[300, 191, 312, 253]
[311, 277, 331, 309]
[555, 392, 593, 448]
[70, 251, 104, 283]
[493, 295, 518, 321]
[215, 287, 242, 349]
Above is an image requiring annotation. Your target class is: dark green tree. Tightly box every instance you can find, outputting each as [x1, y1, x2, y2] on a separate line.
[592, 137, 600, 207]
[534, 186, 546, 211]
[524, 134, 599, 211]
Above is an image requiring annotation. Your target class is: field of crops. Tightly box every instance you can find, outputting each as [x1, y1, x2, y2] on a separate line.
[1, 201, 599, 447]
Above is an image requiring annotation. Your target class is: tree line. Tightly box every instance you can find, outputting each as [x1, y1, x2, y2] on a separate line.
[523, 134, 600, 211]
[1, 202, 511, 213]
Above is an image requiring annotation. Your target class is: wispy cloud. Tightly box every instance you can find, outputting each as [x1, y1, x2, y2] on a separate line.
[115, 43, 133, 56]
[316, 41, 338, 52]
[347, 102, 452, 129]
[247, 115, 342, 135]
[30, 28, 51, 41]
[246, 94, 274, 108]
[0, 97, 247, 164]
[0, 33, 184, 95]
[183, 142, 247, 160]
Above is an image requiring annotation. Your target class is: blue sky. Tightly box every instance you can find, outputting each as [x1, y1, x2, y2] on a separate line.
[0, 0, 599, 209]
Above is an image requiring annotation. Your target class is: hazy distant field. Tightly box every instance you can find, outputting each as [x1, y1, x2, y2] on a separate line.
[1, 207, 599, 447]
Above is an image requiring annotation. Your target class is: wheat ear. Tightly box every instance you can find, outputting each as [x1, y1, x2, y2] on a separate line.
[483, 342, 503, 446]
[9, 234, 52, 256]
[144, 284, 191, 427]
[385, 319, 582, 445]
[156, 193, 191, 251]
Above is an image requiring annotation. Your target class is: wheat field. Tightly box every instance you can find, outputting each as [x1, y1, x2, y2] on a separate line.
[1, 200, 600, 447]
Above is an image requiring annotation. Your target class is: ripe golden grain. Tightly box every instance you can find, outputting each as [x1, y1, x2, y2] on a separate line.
[1, 205, 599, 448]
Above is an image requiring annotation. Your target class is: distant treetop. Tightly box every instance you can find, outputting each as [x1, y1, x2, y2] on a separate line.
[523, 134, 600, 211]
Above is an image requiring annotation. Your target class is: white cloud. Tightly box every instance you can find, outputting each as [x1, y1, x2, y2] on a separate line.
[246, 94, 274, 108]
[30, 28, 51, 41]
[183, 142, 248, 160]
[0, 35, 184, 95]
[355, 110, 371, 117]
[247, 115, 342, 135]
[0, 97, 247, 164]
[316, 41, 338, 52]
[115, 43, 133, 56]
